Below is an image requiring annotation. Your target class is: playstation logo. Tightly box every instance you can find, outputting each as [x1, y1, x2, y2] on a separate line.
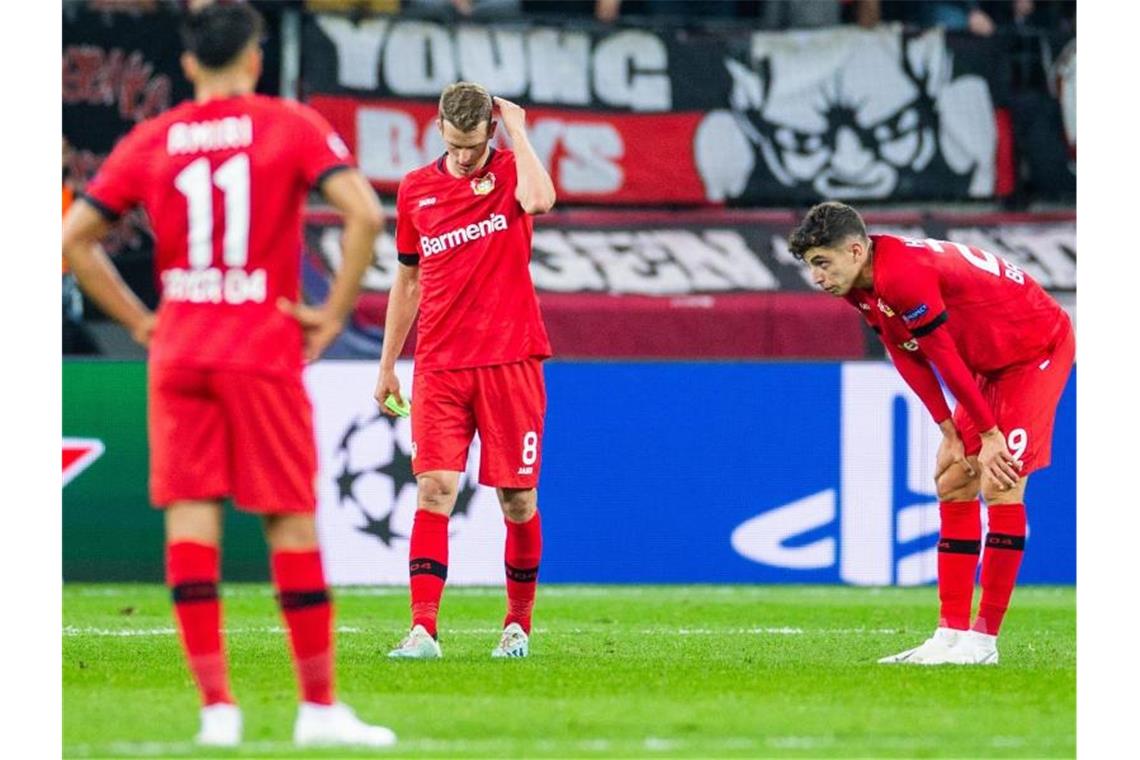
[731, 364, 944, 586]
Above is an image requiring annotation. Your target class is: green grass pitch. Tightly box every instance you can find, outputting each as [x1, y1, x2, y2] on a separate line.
[63, 584, 1074, 758]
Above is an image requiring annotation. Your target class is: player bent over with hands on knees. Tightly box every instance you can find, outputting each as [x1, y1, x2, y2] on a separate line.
[788, 201, 1074, 665]
[62, 4, 395, 747]
[375, 82, 555, 660]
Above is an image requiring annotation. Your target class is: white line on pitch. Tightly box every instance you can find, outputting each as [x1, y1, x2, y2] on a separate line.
[63, 625, 904, 637]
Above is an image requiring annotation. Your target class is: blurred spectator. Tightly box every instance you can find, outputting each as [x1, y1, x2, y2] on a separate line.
[404, 0, 521, 20]
[747, 1, 880, 29]
[87, 0, 160, 11]
[892, 1, 997, 35]
[62, 137, 100, 355]
[640, 0, 738, 21]
[305, 0, 400, 11]
[980, 0, 1075, 34]
[984, 0, 1077, 204]
[759, 1, 842, 29]
[522, 0, 629, 22]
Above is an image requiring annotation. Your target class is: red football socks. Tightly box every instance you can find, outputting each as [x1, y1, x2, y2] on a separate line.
[936, 500, 982, 631]
[504, 510, 542, 634]
[271, 549, 334, 705]
[409, 510, 450, 638]
[166, 541, 234, 706]
[973, 503, 1027, 635]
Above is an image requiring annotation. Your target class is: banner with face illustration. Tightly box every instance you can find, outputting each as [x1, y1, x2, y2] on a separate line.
[302, 16, 1013, 205]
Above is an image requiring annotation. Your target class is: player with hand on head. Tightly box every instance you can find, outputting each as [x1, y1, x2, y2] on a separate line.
[788, 201, 1074, 665]
[62, 4, 395, 747]
[375, 82, 555, 660]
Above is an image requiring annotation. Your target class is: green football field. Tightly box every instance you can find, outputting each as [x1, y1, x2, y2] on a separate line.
[63, 584, 1075, 758]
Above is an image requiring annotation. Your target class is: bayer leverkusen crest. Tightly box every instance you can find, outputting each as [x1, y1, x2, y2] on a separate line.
[471, 172, 496, 196]
[63, 438, 105, 487]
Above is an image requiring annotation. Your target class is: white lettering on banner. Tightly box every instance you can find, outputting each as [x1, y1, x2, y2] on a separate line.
[530, 229, 778, 294]
[528, 231, 608, 292]
[456, 27, 528, 97]
[167, 116, 253, 155]
[384, 21, 456, 95]
[526, 30, 591, 105]
[317, 17, 670, 110]
[354, 106, 624, 194]
[315, 17, 391, 90]
[356, 108, 428, 182]
[558, 123, 624, 193]
[592, 31, 672, 110]
[419, 213, 508, 257]
[161, 267, 267, 305]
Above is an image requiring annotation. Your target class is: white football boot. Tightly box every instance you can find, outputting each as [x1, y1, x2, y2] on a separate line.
[878, 627, 974, 665]
[491, 622, 529, 658]
[961, 630, 1000, 665]
[195, 703, 242, 747]
[294, 701, 397, 748]
[387, 624, 442, 659]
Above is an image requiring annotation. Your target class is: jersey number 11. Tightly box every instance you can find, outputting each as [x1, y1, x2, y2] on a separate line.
[174, 153, 250, 270]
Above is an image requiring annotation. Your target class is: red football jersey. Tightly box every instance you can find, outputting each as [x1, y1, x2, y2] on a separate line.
[846, 233, 1070, 432]
[83, 94, 353, 377]
[395, 148, 552, 372]
[862, 234, 1069, 375]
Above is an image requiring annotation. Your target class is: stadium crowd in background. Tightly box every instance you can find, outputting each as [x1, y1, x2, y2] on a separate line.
[61, 0, 1076, 350]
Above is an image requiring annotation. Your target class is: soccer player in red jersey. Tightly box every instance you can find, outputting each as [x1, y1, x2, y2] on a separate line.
[374, 82, 555, 659]
[61, 5, 395, 747]
[789, 202, 1075, 665]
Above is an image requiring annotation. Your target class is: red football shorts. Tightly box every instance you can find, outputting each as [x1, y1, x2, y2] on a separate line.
[411, 358, 547, 488]
[148, 365, 317, 512]
[954, 323, 1075, 477]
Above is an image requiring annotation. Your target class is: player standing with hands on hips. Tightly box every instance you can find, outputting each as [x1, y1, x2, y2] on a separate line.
[789, 202, 1074, 665]
[62, 4, 396, 748]
[376, 83, 555, 659]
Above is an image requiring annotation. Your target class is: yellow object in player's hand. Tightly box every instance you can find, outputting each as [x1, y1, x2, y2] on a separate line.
[384, 394, 410, 418]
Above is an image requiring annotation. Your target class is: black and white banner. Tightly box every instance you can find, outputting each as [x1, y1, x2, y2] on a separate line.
[303, 210, 1075, 360]
[302, 16, 1015, 205]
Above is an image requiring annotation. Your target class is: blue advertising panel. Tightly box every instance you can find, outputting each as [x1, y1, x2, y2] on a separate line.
[64, 360, 1075, 584]
[538, 361, 1075, 585]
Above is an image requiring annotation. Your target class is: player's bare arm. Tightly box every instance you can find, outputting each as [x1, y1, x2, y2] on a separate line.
[912, 327, 1020, 489]
[62, 200, 156, 346]
[374, 263, 422, 413]
[935, 418, 978, 480]
[493, 96, 556, 215]
[278, 169, 384, 362]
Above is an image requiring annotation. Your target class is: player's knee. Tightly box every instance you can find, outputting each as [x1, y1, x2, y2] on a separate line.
[262, 513, 318, 551]
[980, 476, 1025, 505]
[499, 488, 537, 523]
[417, 473, 457, 512]
[936, 468, 978, 502]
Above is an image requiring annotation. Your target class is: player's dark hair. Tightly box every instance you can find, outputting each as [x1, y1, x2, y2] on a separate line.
[439, 82, 493, 134]
[180, 2, 264, 70]
[788, 202, 869, 260]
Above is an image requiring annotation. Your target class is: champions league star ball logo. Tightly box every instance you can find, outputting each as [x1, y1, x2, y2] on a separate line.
[470, 172, 496, 196]
[696, 27, 996, 202]
[333, 413, 477, 547]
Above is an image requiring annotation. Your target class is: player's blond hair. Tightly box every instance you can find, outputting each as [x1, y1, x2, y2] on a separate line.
[439, 82, 493, 134]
